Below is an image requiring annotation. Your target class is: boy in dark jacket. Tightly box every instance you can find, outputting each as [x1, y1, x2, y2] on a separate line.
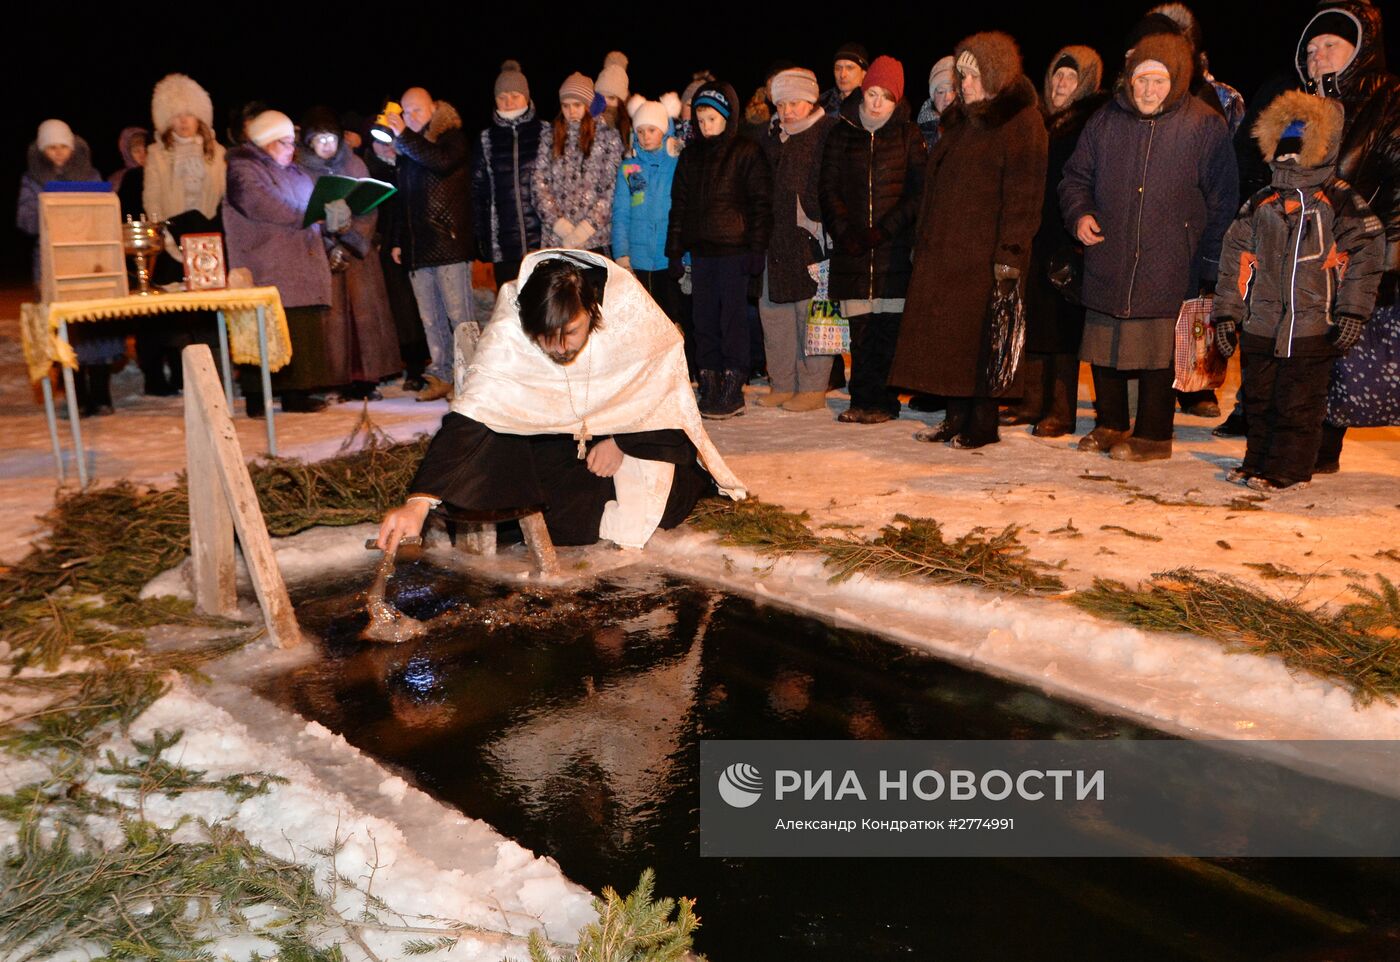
[1214, 90, 1385, 491]
[665, 80, 773, 419]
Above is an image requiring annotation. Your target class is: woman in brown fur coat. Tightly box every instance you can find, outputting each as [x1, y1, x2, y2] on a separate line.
[891, 31, 1048, 448]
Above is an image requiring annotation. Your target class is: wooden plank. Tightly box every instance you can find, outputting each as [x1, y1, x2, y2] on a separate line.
[184, 353, 238, 618]
[518, 512, 558, 577]
[183, 345, 302, 647]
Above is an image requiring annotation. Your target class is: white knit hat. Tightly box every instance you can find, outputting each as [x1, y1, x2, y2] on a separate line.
[152, 73, 215, 134]
[37, 119, 75, 150]
[628, 92, 681, 132]
[246, 110, 294, 147]
[595, 51, 629, 100]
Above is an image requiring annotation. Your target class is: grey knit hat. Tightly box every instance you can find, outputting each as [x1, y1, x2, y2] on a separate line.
[495, 60, 530, 100]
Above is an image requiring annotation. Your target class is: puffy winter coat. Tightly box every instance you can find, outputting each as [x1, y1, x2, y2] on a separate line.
[818, 98, 926, 302]
[1215, 93, 1386, 356]
[394, 100, 475, 270]
[223, 144, 332, 309]
[666, 82, 773, 259]
[762, 111, 837, 303]
[1296, 0, 1400, 294]
[472, 105, 550, 263]
[611, 122, 682, 272]
[1060, 48, 1238, 319]
[533, 118, 624, 250]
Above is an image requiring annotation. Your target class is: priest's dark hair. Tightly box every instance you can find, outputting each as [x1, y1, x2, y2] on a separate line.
[517, 256, 607, 344]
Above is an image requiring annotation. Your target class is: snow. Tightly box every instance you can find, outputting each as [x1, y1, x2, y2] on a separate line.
[7, 295, 1400, 954]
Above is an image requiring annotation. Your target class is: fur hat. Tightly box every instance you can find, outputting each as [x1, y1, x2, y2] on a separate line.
[862, 56, 905, 103]
[1124, 32, 1193, 111]
[628, 92, 681, 132]
[595, 51, 629, 101]
[954, 32, 1023, 98]
[1252, 89, 1344, 167]
[495, 60, 529, 100]
[37, 119, 74, 150]
[152, 73, 214, 134]
[1044, 45, 1103, 108]
[246, 110, 294, 148]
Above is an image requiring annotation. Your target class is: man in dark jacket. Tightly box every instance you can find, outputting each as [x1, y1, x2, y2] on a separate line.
[386, 86, 476, 402]
[819, 42, 870, 117]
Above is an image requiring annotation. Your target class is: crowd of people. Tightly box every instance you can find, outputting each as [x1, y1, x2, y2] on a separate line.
[18, 0, 1400, 496]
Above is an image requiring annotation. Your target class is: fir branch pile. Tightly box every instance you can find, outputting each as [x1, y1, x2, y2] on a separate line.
[0, 432, 700, 961]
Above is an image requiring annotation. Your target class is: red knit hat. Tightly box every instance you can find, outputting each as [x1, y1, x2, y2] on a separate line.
[862, 55, 905, 103]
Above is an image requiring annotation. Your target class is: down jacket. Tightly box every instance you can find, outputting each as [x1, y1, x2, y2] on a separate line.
[1215, 92, 1386, 356]
[394, 100, 475, 270]
[611, 121, 682, 272]
[818, 97, 926, 302]
[472, 105, 550, 264]
[1059, 34, 1238, 319]
[666, 82, 773, 260]
[1296, 0, 1400, 294]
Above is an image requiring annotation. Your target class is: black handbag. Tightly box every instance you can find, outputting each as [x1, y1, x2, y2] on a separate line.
[1045, 241, 1084, 306]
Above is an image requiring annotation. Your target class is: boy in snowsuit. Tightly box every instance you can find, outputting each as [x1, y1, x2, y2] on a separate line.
[1213, 90, 1385, 491]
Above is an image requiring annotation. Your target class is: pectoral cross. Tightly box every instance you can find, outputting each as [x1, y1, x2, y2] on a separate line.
[575, 421, 591, 460]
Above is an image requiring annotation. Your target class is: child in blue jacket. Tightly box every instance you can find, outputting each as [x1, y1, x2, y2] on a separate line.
[612, 93, 684, 325]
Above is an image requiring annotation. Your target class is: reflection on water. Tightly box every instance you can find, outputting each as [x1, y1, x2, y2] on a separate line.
[262, 559, 1400, 961]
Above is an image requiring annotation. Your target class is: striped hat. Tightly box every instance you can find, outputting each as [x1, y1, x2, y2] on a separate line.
[559, 72, 595, 105]
[692, 83, 733, 119]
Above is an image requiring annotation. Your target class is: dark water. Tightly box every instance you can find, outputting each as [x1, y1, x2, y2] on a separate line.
[262, 560, 1400, 961]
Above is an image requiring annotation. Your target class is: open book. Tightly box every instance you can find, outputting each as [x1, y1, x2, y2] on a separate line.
[302, 174, 396, 227]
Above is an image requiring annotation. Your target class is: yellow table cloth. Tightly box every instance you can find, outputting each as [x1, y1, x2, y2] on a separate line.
[21, 287, 293, 383]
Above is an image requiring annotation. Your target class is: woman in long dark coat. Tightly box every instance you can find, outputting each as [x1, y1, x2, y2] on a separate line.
[1003, 45, 1107, 438]
[224, 110, 336, 415]
[296, 107, 403, 401]
[891, 32, 1047, 449]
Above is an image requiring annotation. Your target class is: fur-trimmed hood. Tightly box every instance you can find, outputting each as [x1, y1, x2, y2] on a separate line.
[26, 137, 98, 183]
[1253, 89, 1344, 177]
[943, 74, 1037, 132]
[1044, 45, 1103, 112]
[1295, 0, 1388, 100]
[954, 31, 1023, 99]
[152, 73, 214, 134]
[1117, 32, 1194, 117]
[425, 100, 463, 143]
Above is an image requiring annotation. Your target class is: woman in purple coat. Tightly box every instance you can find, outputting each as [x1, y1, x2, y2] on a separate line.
[224, 110, 336, 415]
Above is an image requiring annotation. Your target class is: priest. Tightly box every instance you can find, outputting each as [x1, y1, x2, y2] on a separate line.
[376, 250, 747, 552]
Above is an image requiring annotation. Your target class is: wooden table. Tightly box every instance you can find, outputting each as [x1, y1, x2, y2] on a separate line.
[21, 287, 293, 487]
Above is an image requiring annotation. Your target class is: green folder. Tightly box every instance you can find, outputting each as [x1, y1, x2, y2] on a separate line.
[302, 174, 396, 227]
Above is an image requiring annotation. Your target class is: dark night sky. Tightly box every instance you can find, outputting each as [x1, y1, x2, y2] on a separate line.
[7, 0, 1395, 279]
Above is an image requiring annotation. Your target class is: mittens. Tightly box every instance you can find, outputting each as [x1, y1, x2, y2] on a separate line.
[1213, 317, 1237, 358]
[1328, 314, 1365, 352]
[324, 199, 352, 235]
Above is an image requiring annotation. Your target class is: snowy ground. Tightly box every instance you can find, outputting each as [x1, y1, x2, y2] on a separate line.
[6, 295, 1400, 956]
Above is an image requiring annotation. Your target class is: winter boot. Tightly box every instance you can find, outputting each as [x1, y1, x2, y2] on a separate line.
[781, 391, 828, 412]
[1000, 353, 1046, 425]
[1077, 426, 1131, 452]
[86, 363, 113, 417]
[703, 369, 747, 419]
[1109, 437, 1172, 462]
[759, 389, 794, 407]
[697, 370, 722, 415]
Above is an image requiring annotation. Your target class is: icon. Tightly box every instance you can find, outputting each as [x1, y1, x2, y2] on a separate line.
[718, 762, 763, 808]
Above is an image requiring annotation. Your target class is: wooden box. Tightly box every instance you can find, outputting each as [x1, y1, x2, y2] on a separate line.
[38, 191, 128, 303]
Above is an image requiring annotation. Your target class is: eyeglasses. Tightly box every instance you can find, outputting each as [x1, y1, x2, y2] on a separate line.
[311, 133, 338, 145]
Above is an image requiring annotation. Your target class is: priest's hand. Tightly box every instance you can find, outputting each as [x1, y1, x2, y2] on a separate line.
[377, 498, 433, 552]
[586, 438, 624, 478]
